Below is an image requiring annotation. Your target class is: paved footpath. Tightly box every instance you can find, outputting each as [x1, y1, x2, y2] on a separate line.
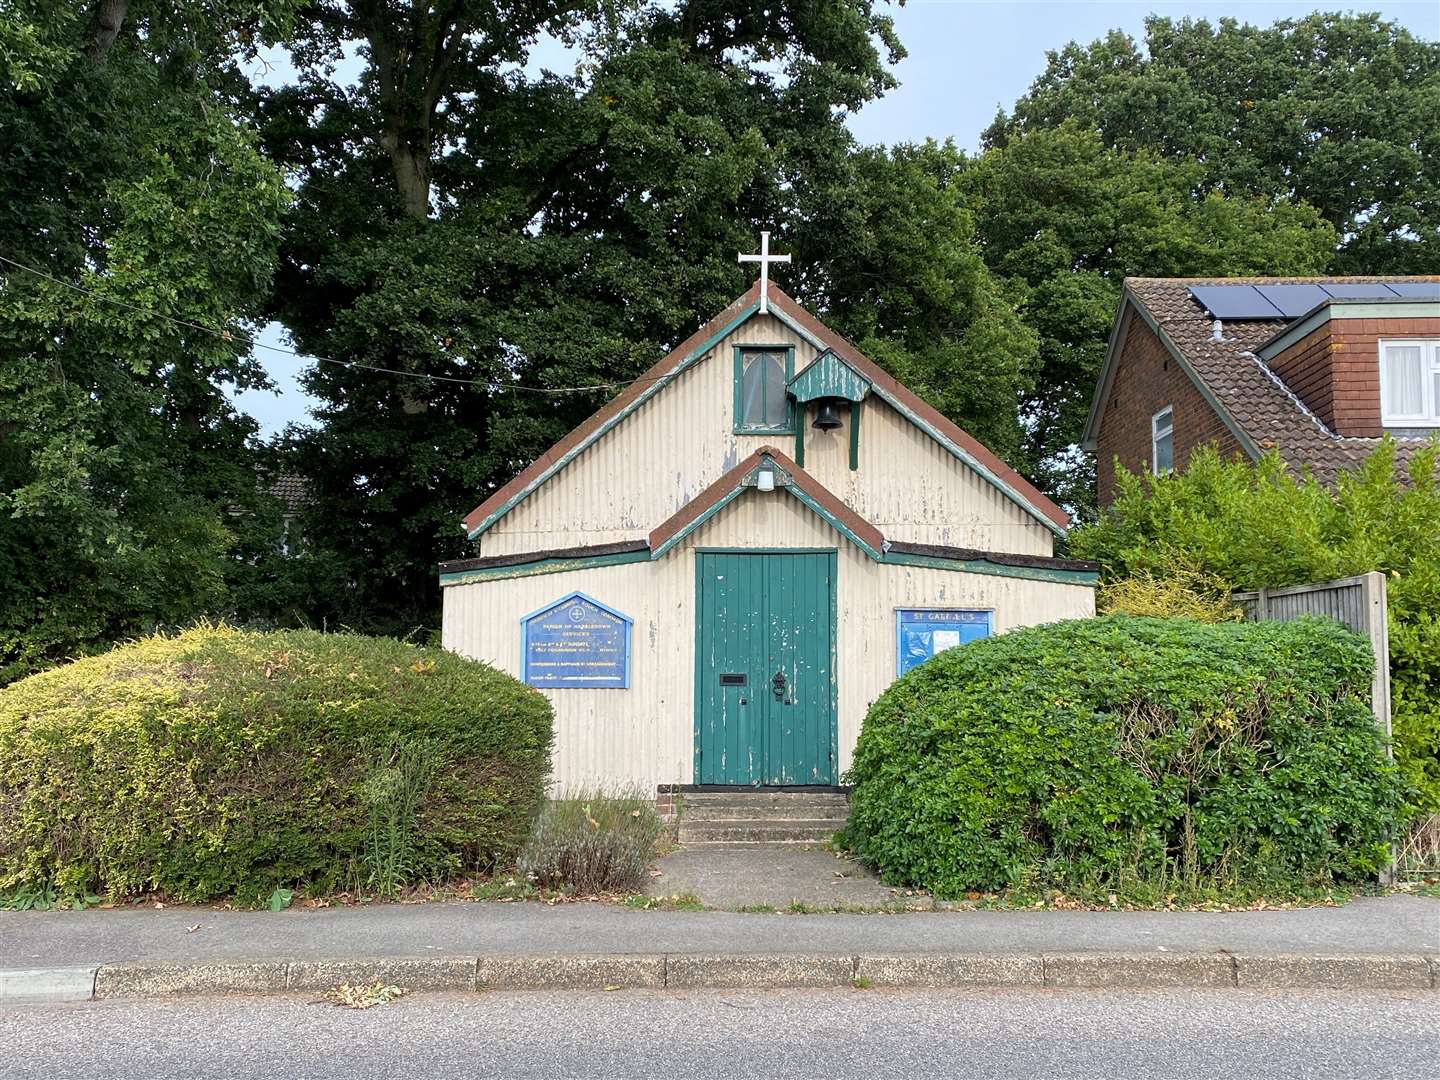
[1, 895, 1436, 1001]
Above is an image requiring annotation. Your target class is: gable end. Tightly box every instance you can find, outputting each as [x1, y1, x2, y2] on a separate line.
[461, 283, 1070, 542]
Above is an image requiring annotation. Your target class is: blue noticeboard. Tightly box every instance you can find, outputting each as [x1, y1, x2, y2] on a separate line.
[521, 592, 632, 689]
[895, 609, 991, 676]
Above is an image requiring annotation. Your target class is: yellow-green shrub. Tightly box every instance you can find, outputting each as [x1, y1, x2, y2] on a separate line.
[0, 625, 553, 903]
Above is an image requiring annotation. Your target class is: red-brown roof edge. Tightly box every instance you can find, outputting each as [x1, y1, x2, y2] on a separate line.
[648, 446, 886, 555]
[764, 285, 1069, 531]
[461, 279, 1069, 537]
[461, 280, 762, 534]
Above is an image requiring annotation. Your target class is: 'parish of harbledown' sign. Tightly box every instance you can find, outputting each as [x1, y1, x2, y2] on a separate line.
[521, 592, 632, 688]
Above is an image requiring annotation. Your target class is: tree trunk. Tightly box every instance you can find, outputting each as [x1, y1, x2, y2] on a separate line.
[87, 0, 129, 64]
[384, 136, 432, 220]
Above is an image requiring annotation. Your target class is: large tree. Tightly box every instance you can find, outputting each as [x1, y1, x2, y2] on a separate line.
[264, 0, 1037, 636]
[0, 1, 295, 680]
[986, 12, 1440, 275]
[963, 124, 1338, 515]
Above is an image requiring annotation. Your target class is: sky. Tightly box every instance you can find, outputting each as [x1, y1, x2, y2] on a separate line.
[231, 0, 1440, 437]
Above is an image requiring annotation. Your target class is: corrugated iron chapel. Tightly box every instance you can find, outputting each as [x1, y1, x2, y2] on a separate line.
[441, 259, 1097, 794]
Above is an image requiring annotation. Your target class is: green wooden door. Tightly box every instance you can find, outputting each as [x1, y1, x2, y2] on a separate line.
[695, 551, 836, 785]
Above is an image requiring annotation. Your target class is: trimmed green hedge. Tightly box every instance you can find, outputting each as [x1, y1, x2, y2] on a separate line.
[843, 616, 1403, 899]
[0, 625, 553, 903]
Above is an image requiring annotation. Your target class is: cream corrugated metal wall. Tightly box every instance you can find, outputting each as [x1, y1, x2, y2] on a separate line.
[443, 488, 1093, 793]
[480, 314, 1053, 557]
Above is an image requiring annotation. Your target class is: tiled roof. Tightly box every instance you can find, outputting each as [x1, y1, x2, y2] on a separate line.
[1124, 277, 1438, 486]
[267, 473, 309, 515]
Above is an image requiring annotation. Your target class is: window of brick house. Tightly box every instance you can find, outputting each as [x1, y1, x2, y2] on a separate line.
[1380, 340, 1440, 427]
[1151, 406, 1174, 475]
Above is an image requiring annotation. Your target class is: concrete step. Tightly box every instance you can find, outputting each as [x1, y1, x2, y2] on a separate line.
[681, 792, 849, 808]
[679, 819, 847, 844]
[681, 804, 851, 822]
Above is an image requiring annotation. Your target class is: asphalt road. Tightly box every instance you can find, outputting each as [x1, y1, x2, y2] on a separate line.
[3, 988, 1436, 1079]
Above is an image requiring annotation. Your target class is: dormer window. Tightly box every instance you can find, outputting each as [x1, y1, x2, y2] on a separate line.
[1151, 406, 1174, 475]
[733, 345, 795, 434]
[1380, 340, 1440, 427]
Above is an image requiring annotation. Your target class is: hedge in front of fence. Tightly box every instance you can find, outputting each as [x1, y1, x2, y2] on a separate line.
[1072, 441, 1440, 814]
[842, 615, 1403, 899]
[0, 625, 554, 904]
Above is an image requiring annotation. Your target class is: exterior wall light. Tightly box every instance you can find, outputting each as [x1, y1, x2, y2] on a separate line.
[756, 465, 776, 492]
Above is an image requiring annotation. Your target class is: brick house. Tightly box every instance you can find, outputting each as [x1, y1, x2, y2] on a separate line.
[1082, 277, 1440, 505]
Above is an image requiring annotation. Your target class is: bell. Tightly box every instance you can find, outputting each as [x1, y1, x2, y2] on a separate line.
[812, 398, 844, 431]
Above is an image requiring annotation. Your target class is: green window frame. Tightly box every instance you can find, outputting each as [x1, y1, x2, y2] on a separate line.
[732, 344, 796, 435]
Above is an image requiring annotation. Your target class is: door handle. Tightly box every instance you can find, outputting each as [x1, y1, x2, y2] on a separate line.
[771, 669, 786, 701]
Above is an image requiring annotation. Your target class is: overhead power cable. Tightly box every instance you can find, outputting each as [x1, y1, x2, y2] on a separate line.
[0, 253, 687, 396]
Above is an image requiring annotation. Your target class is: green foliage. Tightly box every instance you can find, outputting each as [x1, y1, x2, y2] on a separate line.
[988, 12, 1440, 274]
[0, 883, 98, 911]
[0, 625, 553, 904]
[518, 789, 664, 895]
[963, 122, 1336, 514]
[1073, 440, 1440, 811]
[267, 887, 294, 912]
[361, 737, 440, 898]
[844, 616, 1403, 899]
[802, 140, 1040, 461]
[0, 1, 297, 681]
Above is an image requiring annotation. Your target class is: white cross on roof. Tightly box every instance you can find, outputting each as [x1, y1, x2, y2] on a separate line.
[738, 230, 791, 315]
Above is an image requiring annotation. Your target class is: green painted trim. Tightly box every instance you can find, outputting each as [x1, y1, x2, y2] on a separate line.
[732, 343, 797, 436]
[787, 350, 871, 404]
[827, 549, 839, 773]
[766, 304, 1067, 538]
[794, 419, 805, 467]
[692, 555, 705, 781]
[849, 401, 861, 471]
[785, 481, 883, 561]
[439, 548, 651, 586]
[695, 547, 839, 553]
[654, 456, 882, 561]
[1258, 300, 1439, 361]
[882, 549, 1099, 586]
[467, 301, 761, 539]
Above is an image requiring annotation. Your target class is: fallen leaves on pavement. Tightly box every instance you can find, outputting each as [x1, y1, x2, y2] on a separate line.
[323, 981, 409, 1009]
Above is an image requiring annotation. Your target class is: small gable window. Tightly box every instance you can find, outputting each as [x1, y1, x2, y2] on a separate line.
[734, 345, 794, 434]
[1151, 406, 1174, 475]
[1380, 340, 1440, 427]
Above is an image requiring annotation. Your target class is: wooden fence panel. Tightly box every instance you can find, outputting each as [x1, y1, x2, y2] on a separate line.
[1232, 572, 1390, 738]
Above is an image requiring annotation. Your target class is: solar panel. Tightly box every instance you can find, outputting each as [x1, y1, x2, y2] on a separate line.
[1318, 283, 1399, 300]
[1188, 285, 1285, 319]
[1386, 282, 1440, 300]
[1253, 284, 1331, 318]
